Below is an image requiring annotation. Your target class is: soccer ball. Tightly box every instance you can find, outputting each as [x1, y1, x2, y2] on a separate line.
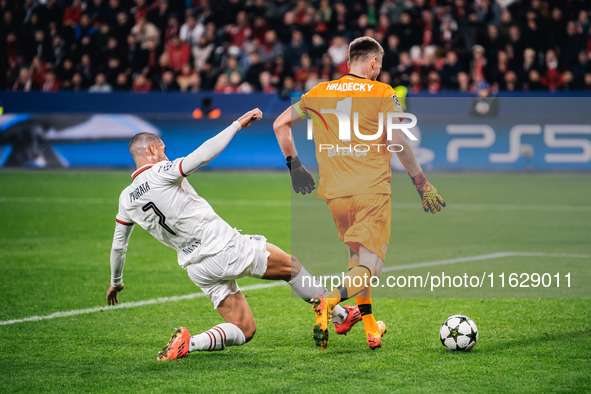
[439, 315, 478, 351]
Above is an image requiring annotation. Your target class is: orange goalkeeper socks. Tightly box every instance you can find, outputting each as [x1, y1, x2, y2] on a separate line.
[326, 265, 373, 310]
[356, 297, 378, 333]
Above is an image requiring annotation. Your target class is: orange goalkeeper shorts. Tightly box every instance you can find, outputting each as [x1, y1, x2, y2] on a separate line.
[326, 193, 391, 261]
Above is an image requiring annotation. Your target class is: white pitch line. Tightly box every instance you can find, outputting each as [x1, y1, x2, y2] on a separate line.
[1, 196, 590, 212]
[0, 282, 281, 327]
[1, 251, 588, 327]
[382, 251, 590, 273]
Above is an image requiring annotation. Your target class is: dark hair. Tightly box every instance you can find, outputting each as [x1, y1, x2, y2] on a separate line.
[348, 36, 384, 63]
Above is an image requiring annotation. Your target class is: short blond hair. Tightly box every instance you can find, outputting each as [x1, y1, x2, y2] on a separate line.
[348, 36, 384, 63]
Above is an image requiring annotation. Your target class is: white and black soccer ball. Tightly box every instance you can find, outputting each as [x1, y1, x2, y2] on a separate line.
[439, 315, 478, 351]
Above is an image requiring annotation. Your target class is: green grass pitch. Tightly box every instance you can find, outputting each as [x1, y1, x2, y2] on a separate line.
[0, 170, 589, 392]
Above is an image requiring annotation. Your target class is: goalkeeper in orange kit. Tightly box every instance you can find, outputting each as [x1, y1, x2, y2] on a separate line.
[273, 36, 445, 350]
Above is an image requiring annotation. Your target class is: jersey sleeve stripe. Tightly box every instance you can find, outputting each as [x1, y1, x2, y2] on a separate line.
[179, 158, 187, 177]
[116, 218, 134, 226]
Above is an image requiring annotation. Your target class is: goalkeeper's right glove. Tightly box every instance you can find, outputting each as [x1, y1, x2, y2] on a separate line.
[286, 156, 315, 195]
[410, 171, 446, 214]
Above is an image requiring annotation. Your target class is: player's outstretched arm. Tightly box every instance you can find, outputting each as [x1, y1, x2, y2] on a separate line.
[390, 131, 446, 214]
[180, 108, 262, 175]
[273, 106, 315, 195]
[107, 221, 134, 305]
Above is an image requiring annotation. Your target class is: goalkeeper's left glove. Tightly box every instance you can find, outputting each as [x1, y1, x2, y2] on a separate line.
[287, 156, 315, 195]
[410, 172, 446, 214]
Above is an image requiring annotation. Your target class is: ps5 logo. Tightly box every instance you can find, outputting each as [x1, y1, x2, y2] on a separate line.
[446, 125, 591, 163]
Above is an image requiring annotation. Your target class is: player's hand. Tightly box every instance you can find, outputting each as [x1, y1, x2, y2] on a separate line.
[106, 284, 124, 305]
[237, 108, 263, 128]
[287, 156, 315, 195]
[411, 172, 446, 214]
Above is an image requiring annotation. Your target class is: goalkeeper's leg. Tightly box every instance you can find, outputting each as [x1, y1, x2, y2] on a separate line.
[320, 246, 386, 348]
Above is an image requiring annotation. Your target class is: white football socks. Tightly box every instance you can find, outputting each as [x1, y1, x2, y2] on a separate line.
[288, 266, 348, 324]
[188, 323, 246, 352]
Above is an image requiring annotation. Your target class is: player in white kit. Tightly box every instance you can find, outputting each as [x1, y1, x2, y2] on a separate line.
[106, 108, 361, 360]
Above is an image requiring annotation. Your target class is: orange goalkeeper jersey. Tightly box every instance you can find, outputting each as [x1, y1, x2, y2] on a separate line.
[296, 74, 403, 199]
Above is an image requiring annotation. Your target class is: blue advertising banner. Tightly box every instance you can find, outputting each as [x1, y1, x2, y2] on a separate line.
[0, 95, 589, 170]
[293, 97, 591, 171]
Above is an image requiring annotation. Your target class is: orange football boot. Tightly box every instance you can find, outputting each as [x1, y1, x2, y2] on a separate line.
[366, 321, 387, 350]
[333, 305, 362, 335]
[157, 327, 191, 360]
[311, 297, 330, 349]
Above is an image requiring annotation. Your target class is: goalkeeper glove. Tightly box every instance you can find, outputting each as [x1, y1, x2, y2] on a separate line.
[410, 172, 446, 214]
[286, 156, 315, 195]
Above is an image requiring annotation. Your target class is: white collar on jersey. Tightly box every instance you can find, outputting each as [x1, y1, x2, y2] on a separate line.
[131, 164, 153, 179]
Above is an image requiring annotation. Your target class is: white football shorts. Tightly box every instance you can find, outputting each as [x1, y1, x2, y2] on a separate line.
[186, 233, 270, 309]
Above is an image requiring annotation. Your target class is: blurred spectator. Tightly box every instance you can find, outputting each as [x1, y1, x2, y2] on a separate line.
[63, 0, 85, 27]
[2, 0, 590, 93]
[106, 0, 124, 25]
[77, 54, 95, 88]
[441, 51, 463, 89]
[541, 49, 563, 91]
[69, 73, 84, 92]
[112, 12, 132, 42]
[457, 71, 471, 92]
[89, 72, 113, 92]
[132, 73, 152, 92]
[51, 35, 66, 67]
[12, 67, 36, 91]
[572, 51, 591, 86]
[584, 73, 591, 91]
[167, 35, 190, 72]
[29, 56, 47, 87]
[527, 69, 545, 91]
[74, 14, 96, 42]
[105, 57, 124, 86]
[159, 70, 180, 92]
[180, 14, 203, 46]
[149, 0, 172, 34]
[327, 36, 348, 69]
[114, 72, 130, 91]
[199, 62, 218, 91]
[163, 15, 180, 45]
[503, 70, 518, 91]
[214, 73, 231, 93]
[294, 53, 315, 90]
[279, 75, 295, 99]
[470, 45, 487, 83]
[259, 30, 283, 63]
[131, 15, 160, 49]
[177, 63, 200, 92]
[304, 71, 320, 91]
[29, 30, 53, 64]
[229, 11, 251, 47]
[426, 70, 441, 94]
[285, 30, 307, 68]
[259, 70, 277, 93]
[88, 0, 110, 25]
[41, 71, 60, 92]
[251, 15, 267, 45]
[193, 36, 214, 71]
[224, 56, 244, 80]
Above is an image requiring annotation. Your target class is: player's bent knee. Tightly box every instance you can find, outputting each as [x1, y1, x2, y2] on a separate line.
[242, 322, 257, 342]
[289, 255, 301, 277]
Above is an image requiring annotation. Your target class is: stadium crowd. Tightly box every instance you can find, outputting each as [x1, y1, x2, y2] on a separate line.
[2, 0, 591, 94]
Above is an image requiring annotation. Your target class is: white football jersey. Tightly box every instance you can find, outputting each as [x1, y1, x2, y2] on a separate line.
[116, 159, 238, 268]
